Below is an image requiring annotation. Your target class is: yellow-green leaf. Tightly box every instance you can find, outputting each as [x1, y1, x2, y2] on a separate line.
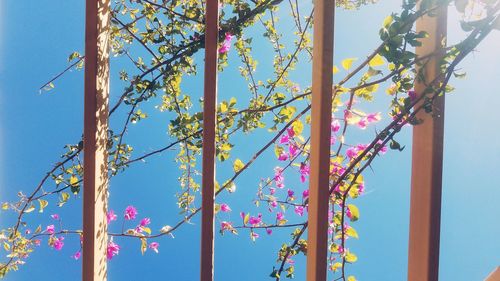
[69, 175, 78, 186]
[345, 251, 358, 263]
[341, 58, 357, 71]
[142, 227, 152, 235]
[383, 15, 393, 28]
[233, 159, 245, 173]
[332, 65, 340, 74]
[243, 213, 250, 225]
[369, 54, 385, 67]
[347, 204, 360, 221]
[292, 120, 304, 135]
[38, 199, 48, 213]
[140, 238, 147, 255]
[348, 276, 357, 281]
[1, 202, 8, 210]
[25, 205, 35, 213]
[346, 227, 359, 239]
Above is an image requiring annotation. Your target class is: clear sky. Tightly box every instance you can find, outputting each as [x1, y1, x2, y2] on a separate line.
[0, 1, 499, 281]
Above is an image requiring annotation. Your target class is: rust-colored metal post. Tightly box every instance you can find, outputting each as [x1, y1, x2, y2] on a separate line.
[407, 1, 447, 281]
[200, 0, 219, 280]
[83, 0, 110, 280]
[306, 0, 334, 280]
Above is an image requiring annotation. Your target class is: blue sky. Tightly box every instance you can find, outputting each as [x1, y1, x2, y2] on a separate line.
[0, 1, 499, 281]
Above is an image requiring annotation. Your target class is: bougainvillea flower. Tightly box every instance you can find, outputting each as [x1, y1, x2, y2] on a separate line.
[107, 239, 120, 260]
[220, 204, 231, 212]
[269, 187, 276, 195]
[294, 206, 305, 216]
[270, 201, 278, 208]
[331, 119, 341, 133]
[140, 218, 151, 227]
[367, 112, 381, 123]
[346, 147, 358, 159]
[250, 232, 260, 241]
[107, 210, 117, 223]
[124, 205, 138, 220]
[51, 214, 60, 220]
[46, 225, 55, 235]
[289, 144, 299, 158]
[376, 139, 388, 154]
[53, 236, 64, 251]
[218, 33, 234, 54]
[287, 189, 295, 198]
[299, 163, 310, 183]
[276, 212, 284, 221]
[278, 152, 288, 161]
[302, 189, 309, 199]
[149, 242, 159, 254]
[279, 134, 289, 144]
[221, 221, 233, 232]
[249, 214, 262, 226]
[286, 127, 295, 138]
[266, 229, 273, 235]
[408, 90, 417, 101]
[71, 251, 81, 260]
[357, 118, 368, 129]
[274, 167, 285, 189]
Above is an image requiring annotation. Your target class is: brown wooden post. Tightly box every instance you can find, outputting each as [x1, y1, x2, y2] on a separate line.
[407, 1, 447, 281]
[485, 267, 500, 281]
[83, 0, 111, 280]
[200, 0, 219, 280]
[306, 0, 334, 280]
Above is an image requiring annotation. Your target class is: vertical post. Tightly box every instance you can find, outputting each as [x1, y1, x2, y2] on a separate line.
[407, 1, 447, 281]
[306, 0, 334, 280]
[200, 0, 219, 280]
[83, 0, 110, 280]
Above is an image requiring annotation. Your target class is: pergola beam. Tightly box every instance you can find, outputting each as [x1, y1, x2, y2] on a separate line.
[200, 0, 219, 280]
[407, 1, 447, 280]
[306, 0, 335, 280]
[83, 0, 111, 280]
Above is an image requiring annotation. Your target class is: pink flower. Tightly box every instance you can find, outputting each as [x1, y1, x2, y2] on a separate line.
[51, 214, 60, 220]
[269, 187, 276, 195]
[107, 210, 117, 224]
[358, 183, 365, 194]
[377, 139, 388, 154]
[124, 205, 138, 220]
[250, 232, 260, 241]
[287, 189, 295, 198]
[221, 221, 233, 232]
[53, 236, 64, 251]
[278, 152, 288, 161]
[331, 119, 341, 133]
[346, 147, 358, 159]
[107, 239, 120, 260]
[294, 206, 305, 216]
[302, 189, 309, 199]
[367, 112, 381, 123]
[249, 214, 262, 226]
[220, 204, 231, 212]
[357, 118, 368, 129]
[140, 218, 151, 227]
[280, 134, 289, 144]
[218, 33, 234, 54]
[71, 251, 81, 260]
[286, 127, 295, 138]
[149, 242, 159, 254]
[276, 212, 284, 221]
[266, 229, 273, 235]
[46, 225, 55, 235]
[33, 239, 41, 246]
[408, 90, 417, 101]
[299, 163, 310, 183]
[289, 144, 299, 158]
[274, 167, 285, 189]
[270, 201, 278, 208]
[240, 212, 246, 220]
